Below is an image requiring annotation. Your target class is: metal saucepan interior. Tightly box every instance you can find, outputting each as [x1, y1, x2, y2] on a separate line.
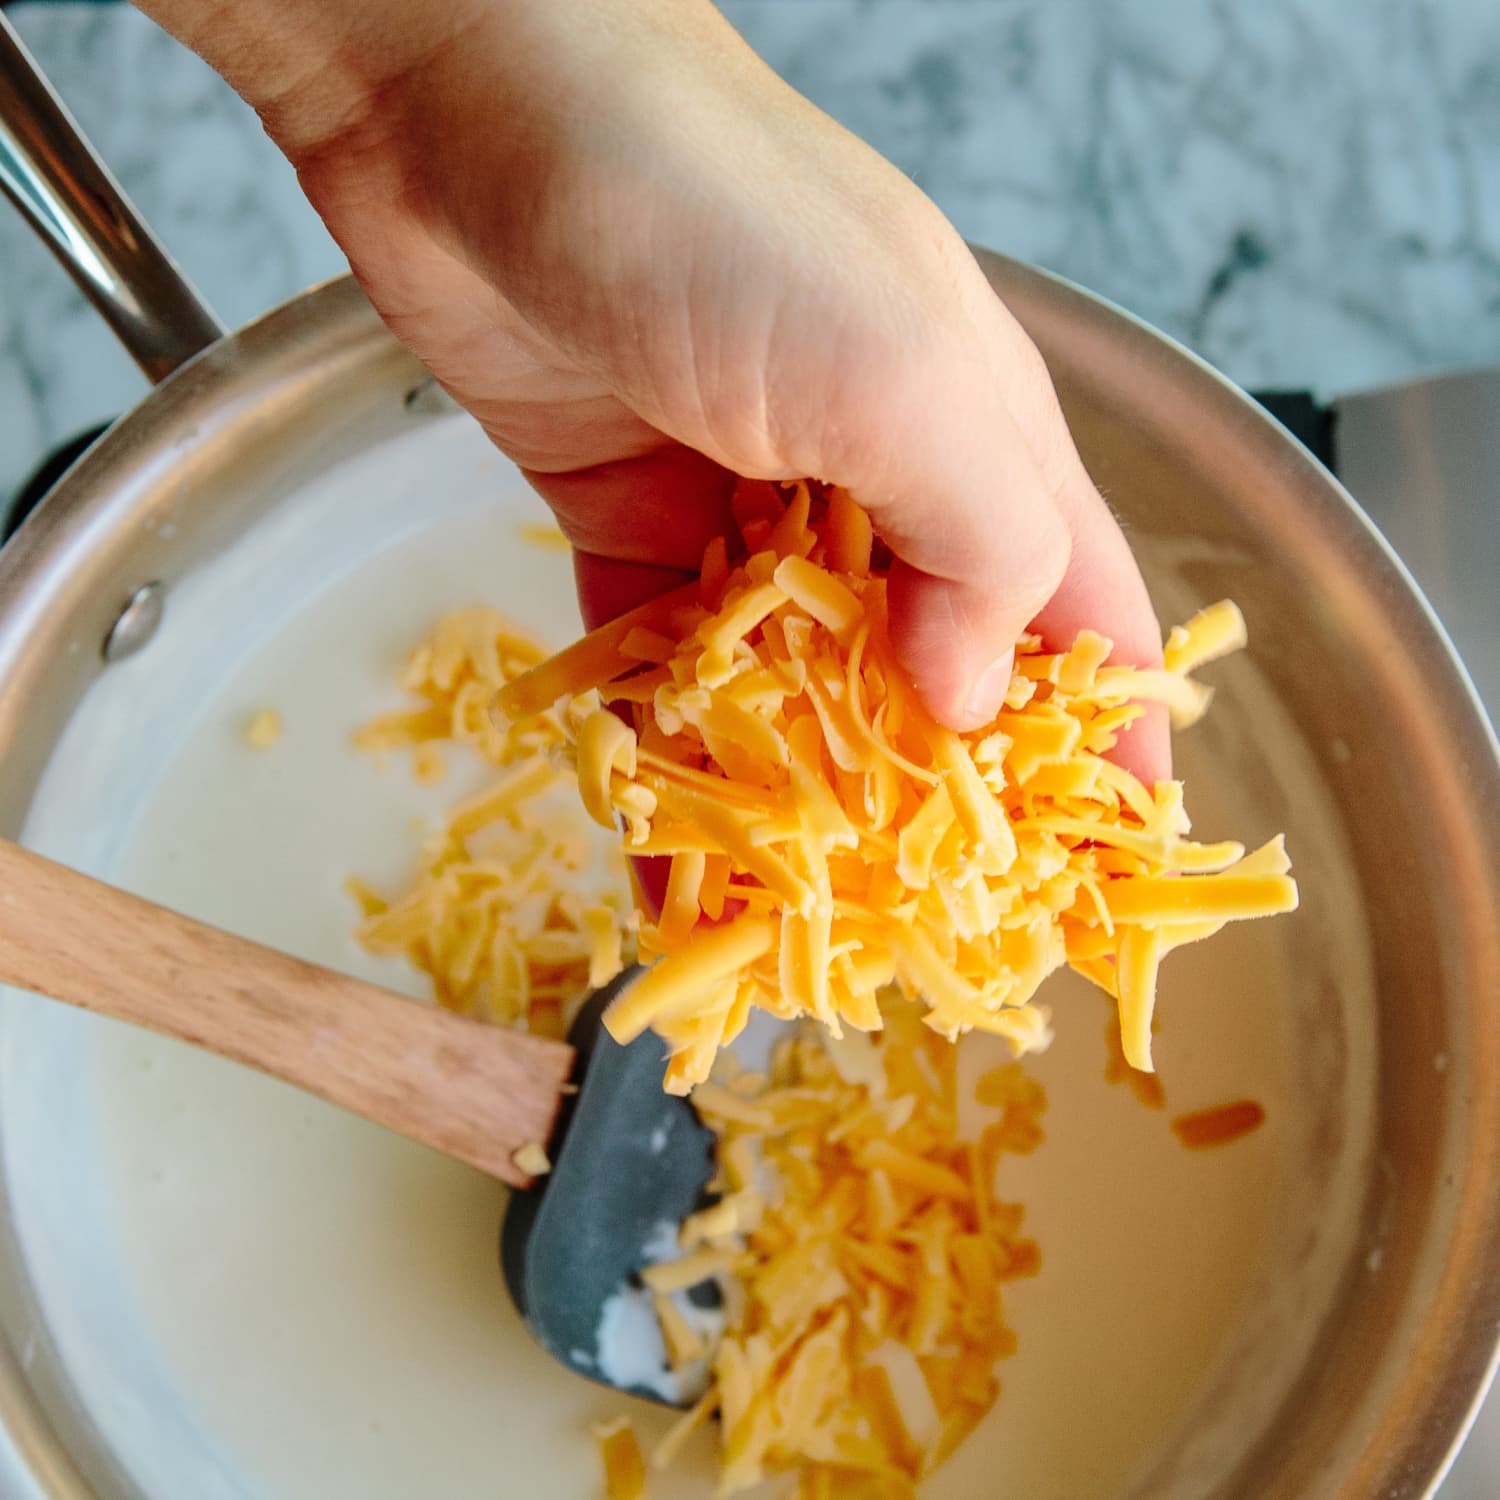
[0, 259, 1494, 1499]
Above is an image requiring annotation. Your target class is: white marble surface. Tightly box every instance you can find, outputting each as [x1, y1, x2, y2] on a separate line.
[2, 0, 1499, 508]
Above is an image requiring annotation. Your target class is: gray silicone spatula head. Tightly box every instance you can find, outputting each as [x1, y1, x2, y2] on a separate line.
[500, 967, 717, 1405]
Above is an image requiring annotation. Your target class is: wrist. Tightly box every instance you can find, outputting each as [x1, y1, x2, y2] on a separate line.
[139, 0, 510, 163]
[135, 0, 733, 160]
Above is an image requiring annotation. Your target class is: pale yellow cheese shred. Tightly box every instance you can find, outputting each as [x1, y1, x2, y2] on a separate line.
[510, 1141, 552, 1178]
[519, 520, 572, 553]
[244, 707, 283, 750]
[348, 606, 635, 1037]
[592, 1416, 648, 1500]
[669, 1013, 1045, 1497]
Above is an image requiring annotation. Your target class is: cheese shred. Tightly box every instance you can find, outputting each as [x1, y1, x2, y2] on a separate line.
[592, 1416, 648, 1500]
[499, 480, 1297, 1089]
[1171, 1099, 1267, 1149]
[244, 707, 283, 750]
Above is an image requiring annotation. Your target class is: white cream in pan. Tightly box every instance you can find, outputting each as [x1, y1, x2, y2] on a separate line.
[0, 419, 1375, 1499]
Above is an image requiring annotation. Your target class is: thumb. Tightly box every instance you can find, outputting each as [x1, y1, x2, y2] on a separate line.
[884, 456, 1070, 731]
[815, 351, 1073, 732]
[785, 231, 1163, 745]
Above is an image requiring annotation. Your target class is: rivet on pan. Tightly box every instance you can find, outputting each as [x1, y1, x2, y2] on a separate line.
[102, 582, 164, 663]
[404, 377, 460, 416]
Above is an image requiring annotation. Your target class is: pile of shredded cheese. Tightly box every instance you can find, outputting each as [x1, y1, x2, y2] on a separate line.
[348, 606, 632, 1039]
[347, 527, 1282, 1500]
[600, 1010, 1044, 1500]
[498, 480, 1298, 1091]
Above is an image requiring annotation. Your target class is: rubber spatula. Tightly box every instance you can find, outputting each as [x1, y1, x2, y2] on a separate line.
[501, 971, 716, 1404]
[0, 838, 715, 1398]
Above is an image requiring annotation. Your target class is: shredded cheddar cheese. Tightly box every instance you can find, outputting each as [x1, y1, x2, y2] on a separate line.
[348, 606, 635, 1037]
[1104, 1008, 1167, 1111]
[592, 1415, 648, 1500]
[499, 479, 1298, 1090]
[412, 742, 446, 785]
[661, 1009, 1044, 1497]
[349, 603, 1052, 1493]
[511, 1141, 553, 1177]
[1170, 1099, 1267, 1149]
[519, 520, 573, 553]
[349, 559, 1278, 1497]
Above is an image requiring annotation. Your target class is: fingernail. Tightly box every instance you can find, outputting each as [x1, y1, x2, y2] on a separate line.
[962, 653, 1014, 728]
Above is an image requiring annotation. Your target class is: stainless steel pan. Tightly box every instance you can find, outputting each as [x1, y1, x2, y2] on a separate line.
[2, 14, 1498, 1500]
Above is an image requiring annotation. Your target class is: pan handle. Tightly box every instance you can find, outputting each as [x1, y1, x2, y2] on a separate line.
[0, 11, 224, 384]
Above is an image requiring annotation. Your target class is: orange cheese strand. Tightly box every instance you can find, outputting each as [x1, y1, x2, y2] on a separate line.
[503, 480, 1298, 1088]
[592, 1416, 648, 1500]
[1171, 1098, 1267, 1149]
[498, 583, 701, 721]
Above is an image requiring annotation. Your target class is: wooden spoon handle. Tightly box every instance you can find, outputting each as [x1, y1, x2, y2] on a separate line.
[0, 840, 573, 1185]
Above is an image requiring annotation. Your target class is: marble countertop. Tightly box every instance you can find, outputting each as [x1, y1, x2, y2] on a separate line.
[2, 0, 1498, 507]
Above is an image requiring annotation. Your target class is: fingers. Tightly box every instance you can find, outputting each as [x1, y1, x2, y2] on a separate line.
[572, 551, 693, 631]
[885, 567, 1027, 730]
[1031, 464, 1171, 783]
[799, 335, 1071, 734]
[525, 444, 735, 573]
[884, 449, 1167, 781]
[792, 246, 1169, 781]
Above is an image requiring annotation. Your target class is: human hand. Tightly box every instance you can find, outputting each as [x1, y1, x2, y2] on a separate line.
[139, 0, 1167, 780]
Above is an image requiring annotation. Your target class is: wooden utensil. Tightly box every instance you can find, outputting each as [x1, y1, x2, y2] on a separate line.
[0, 838, 721, 1398]
[0, 838, 573, 1186]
